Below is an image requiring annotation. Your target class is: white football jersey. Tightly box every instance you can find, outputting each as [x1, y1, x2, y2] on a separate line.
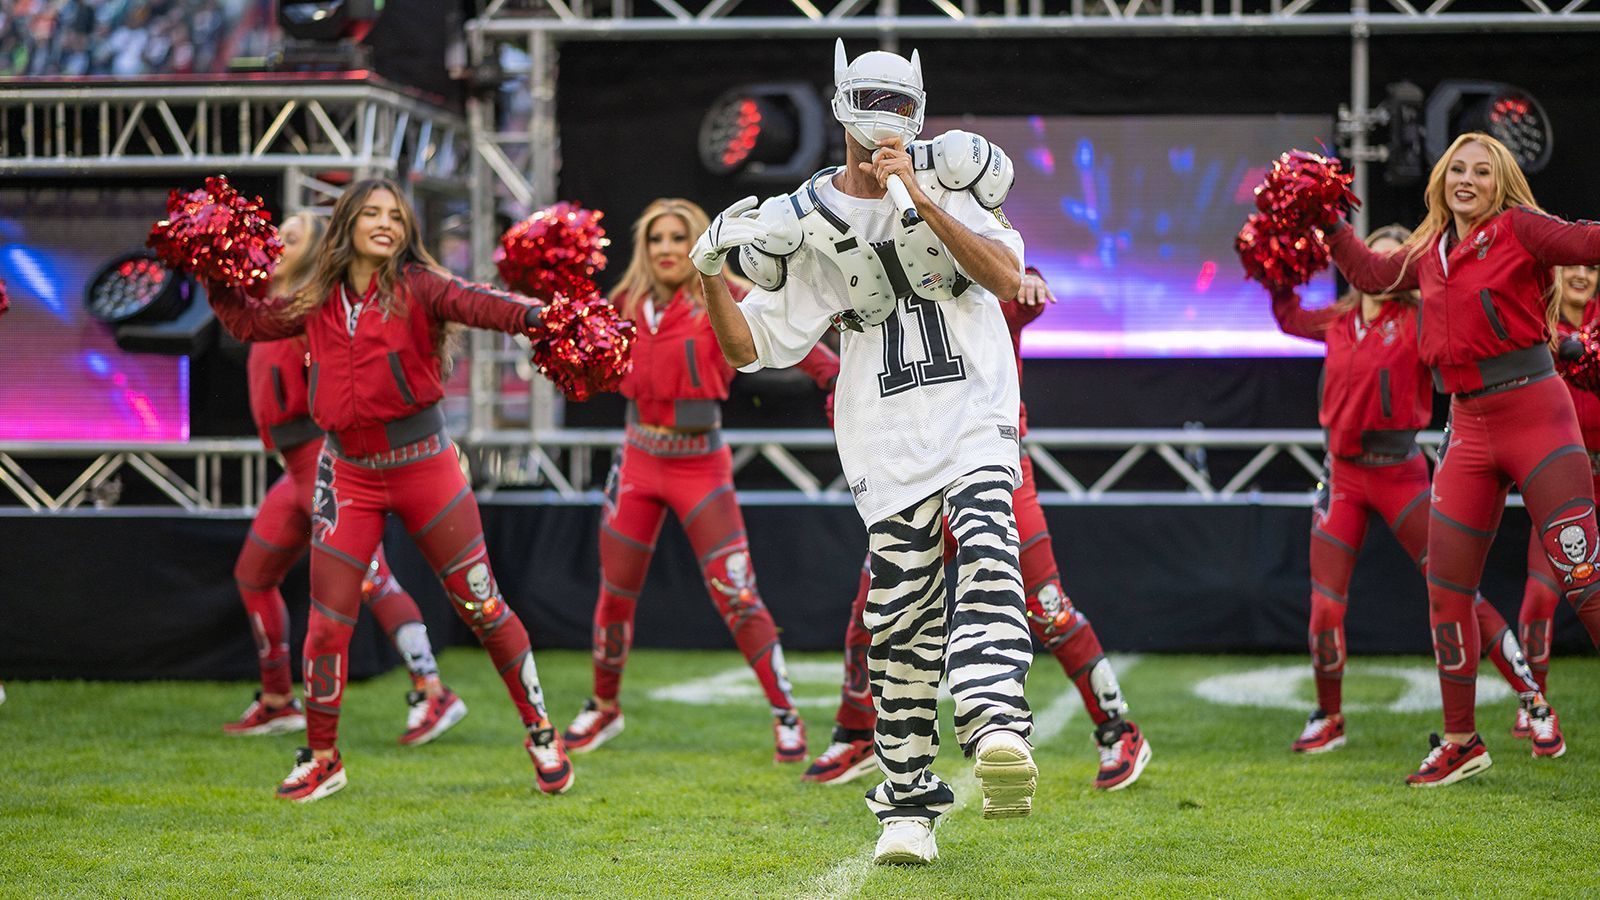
[738, 173, 1024, 526]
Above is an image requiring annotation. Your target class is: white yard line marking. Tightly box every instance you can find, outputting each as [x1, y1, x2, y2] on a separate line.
[802, 654, 1142, 899]
[1191, 661, 1512, 713]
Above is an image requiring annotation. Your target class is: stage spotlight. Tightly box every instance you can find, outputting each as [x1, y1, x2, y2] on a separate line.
[1425, 80, 1553, 173]
[85, 253, 186, 324]
[84, 252, 216, 355]
[698, 83, 825, 183]
[277, 0, 382, 43]
[268, 0, 382, 71]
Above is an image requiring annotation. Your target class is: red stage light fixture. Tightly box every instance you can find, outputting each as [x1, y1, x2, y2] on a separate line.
[698, 83, 825, 184]
[1425, 80, 1552, 174]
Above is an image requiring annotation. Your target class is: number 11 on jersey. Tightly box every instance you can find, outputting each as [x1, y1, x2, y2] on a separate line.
[877, 295, 967, 397]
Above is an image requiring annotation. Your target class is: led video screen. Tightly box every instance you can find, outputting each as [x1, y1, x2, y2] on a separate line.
[926, 114, 1337, 358]
[0, 190, 190, 442]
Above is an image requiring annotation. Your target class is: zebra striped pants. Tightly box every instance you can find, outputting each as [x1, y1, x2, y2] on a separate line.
[864, 466, 1034, 823]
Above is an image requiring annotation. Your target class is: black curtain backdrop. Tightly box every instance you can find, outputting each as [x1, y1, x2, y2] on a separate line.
[2, 504, 1589, 680]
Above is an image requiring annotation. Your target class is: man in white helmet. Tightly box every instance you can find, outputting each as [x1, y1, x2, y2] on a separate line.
[693, 39, 1036, 866]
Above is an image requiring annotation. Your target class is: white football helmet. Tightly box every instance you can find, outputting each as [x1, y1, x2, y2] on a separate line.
[831, 38, 925, 152]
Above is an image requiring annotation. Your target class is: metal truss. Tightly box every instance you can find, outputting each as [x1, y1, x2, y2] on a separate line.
[0, 440, 272, 514]
[470, 0, 1600, 36]
[0, 80, 468, 180]
[462, 427, 1453, 503]
[0, 79, 471, 213]
[0, 429, 1497, 514]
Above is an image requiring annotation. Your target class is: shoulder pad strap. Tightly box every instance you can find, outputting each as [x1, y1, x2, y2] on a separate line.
[789, 167, 840, 222]
[801, 167, 852, 235]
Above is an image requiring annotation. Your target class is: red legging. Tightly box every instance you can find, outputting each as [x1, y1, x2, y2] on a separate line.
[234, 439, 433, 696]
[590, 441, 797, 713]
[832, 455, 1121, 732]
[1519, 465, 1600, 694]
[1307, 454, 1536, 716]
[1431, 375, 1600, 734]
[302, 437, 546, 750]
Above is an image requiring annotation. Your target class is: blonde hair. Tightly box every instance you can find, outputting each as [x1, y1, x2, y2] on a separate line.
[609, 198, 752, 320]
[1391, 132, 1544, 291]
[271, 210, 325, 296]
[1547, 265, 1600, 339]
[1334, 224, 1418, 314]
[611, 198, 712, 320]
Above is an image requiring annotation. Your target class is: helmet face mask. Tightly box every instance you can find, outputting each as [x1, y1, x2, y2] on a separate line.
[831, 39, 925, 152]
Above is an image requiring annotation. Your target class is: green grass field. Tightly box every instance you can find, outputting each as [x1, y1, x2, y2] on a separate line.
[2, 650, 1596, 897]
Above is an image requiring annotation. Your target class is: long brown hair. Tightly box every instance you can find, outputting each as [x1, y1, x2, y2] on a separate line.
[1389, 132, 1544, 291]
[1333, 224, 1418, 314]
[280, 178, 458, 370]
[611, 198, 714, 320]
[283, 178, 445, 322]
[270, 210, 325, 296]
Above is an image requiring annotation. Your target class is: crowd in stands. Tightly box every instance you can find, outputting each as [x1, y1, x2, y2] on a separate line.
[0, 0, 272, 76]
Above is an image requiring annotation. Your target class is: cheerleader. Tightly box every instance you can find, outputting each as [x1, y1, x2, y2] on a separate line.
[207, 180, 572, 801]
[225, 211, 465, 747]
[561, 199, 837, 763]
[1270, 225, 1544, 756]
[1513, 263, 1600, 755]
[1327, 133, 1600, 785]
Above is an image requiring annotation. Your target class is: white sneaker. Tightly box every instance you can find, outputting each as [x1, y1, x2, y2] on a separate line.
[0, 682, 7, 707]
[873, 817, 938, 865]
[973, 729, 1038, 819]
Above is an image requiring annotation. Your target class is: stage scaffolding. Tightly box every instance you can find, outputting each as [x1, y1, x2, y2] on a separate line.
[0, 429, 1468, 513]
[0, 5, 1593, 510]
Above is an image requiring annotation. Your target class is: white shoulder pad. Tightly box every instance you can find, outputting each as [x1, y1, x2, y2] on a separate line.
[929, 130, 990, 191]
[970, 141, 1014, 210]
[912, 167, 945, 198]
[737, 243, 787, 291]
[753, 193, 802, 258]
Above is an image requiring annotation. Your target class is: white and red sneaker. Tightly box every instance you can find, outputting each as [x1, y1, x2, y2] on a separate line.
[277, 747, 347, 803]
[224, 692, 306, 736]
[1094, 719, 1152, 790]
[561, 699, 624, 754]
[1527, 700, 1566, 759]
[399, 687, 468, 746]
[774, 711, 807, 764]
[525, 724, 575, 795]
[802, 733, 877, 785]
[1292, 709, 1346, 754]
[1406, 733, 1492, 787]
[1512, 706, 1532, 740]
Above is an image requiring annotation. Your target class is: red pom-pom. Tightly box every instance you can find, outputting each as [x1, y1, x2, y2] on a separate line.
[1253, 150, 1360, 233]
[0, 277, 8, 320]
[495, 202, 610, 303]
[1557, 323, 1600, 395]
[147, 176, 282, 290]
[529, 289, 636, 402]
[1235, 213, 1330, 294]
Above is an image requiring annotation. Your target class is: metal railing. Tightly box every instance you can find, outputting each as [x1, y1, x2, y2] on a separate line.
[0, 428, 1455, 514]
